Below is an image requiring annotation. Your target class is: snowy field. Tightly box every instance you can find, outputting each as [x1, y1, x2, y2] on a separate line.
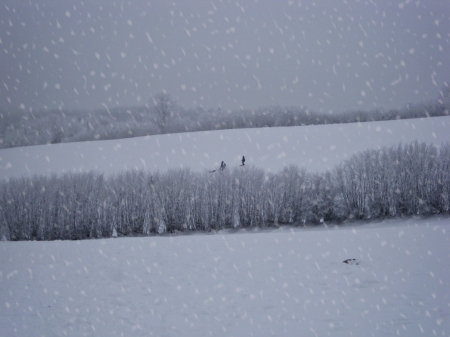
[1, 116, 450, 180]
[1, 216, 449, 337]
[1, 117, 450, 336]
[1, 0, 449, 334]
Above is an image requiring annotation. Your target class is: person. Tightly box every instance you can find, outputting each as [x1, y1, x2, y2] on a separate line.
[220, 161, 226, 171]
[241, 156, 245, 166]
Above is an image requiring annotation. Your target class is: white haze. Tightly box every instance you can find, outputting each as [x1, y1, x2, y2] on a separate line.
[0, 0, 449, 113]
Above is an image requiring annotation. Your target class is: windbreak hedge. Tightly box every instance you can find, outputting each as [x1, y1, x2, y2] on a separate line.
[1, 141, 449, 241]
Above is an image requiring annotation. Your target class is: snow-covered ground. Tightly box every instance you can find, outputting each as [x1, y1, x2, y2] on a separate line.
[1, 216, 449, 337]
[1, 117, 450, 336]
[1, 116, 449, 180]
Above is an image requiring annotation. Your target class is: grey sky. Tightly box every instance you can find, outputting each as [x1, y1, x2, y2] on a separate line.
[1, 0, 449, 113]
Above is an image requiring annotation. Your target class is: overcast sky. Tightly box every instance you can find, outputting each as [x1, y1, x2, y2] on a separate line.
[1, 0, 449, 113]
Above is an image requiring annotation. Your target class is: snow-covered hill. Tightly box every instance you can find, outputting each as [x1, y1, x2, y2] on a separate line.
[1, 116, 449, 180]
[1, 216, 449, 336]
[1, 118, 450, 336]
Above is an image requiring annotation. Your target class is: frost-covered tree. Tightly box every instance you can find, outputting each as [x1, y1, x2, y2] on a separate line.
[1, 141, 449, 241]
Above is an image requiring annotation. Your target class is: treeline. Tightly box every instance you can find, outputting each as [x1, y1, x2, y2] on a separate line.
[1, 141, 449, 241]
[1, 95, 449, 149]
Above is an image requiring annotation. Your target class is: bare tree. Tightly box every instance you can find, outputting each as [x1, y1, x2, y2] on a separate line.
[150, 92, 174, 133]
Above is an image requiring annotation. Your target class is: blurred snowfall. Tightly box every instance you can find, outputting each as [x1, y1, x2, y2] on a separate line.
[0, 0, 449, 113]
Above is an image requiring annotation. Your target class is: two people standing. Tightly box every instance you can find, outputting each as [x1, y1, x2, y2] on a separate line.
[218, 156, 244, 171]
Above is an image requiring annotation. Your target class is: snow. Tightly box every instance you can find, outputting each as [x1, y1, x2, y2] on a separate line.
[1, 0, 449, 115]
[1, 216, 449, 336]
[1, 116, 449, 180]
[1, 117, 449, 335]
[1, 0, 449, 333]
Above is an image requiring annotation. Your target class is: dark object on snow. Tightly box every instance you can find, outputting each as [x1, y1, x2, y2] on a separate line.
[343, 259, 359, 265]
[241, 156, 245, 166]
[210, 170, 216, 173]
[220, 161, 226, 171]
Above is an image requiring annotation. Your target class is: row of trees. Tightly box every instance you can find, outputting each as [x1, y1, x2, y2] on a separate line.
[1, 141, 449, 241]
[1, 92, 449, 149]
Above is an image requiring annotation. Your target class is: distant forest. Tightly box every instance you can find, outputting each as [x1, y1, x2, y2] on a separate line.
[1, 141, 449, 241]
[1, 92, 449, 149]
